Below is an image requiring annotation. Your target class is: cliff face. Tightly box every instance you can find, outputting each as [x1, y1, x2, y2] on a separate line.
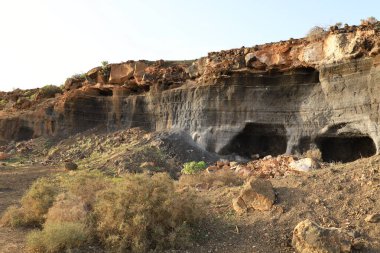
[1, 23, 380, 162]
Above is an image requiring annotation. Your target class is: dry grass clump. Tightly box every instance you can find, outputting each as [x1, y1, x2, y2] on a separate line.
[179, 169, 243, 189]
[94, 173, 200, 252]
[26, 222, 89, 253]
[45, 193, 88, 224]
[0, 177, 59, 227]
[2, 171, 201, 253]
[304, 148, 322, 161]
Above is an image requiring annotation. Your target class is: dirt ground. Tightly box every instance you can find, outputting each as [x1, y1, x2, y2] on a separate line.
[0, 149, 379, 252]
[186, 156, 380, 253]
[0, 166, 62, 253]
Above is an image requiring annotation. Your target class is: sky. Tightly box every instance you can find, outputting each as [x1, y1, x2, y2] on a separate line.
[0, 0, 378, 91]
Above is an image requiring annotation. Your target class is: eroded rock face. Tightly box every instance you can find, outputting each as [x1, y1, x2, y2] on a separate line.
[292, 219, 353, 253]
[1, 24, 380, 162]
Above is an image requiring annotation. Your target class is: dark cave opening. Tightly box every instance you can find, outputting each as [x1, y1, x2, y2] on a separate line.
[219, 123, 287, 158]
[98, 89, 113, 96]
[315, 136, 376, 163]
[16, 126, 34, 141]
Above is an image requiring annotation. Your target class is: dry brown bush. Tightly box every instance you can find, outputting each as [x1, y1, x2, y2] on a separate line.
[26, 222, 89, 253]
[0, 171, 110, 228]
[0, 177, 59, 227]
[304, 148, 322, 161]
[306, 26, 327, 41]
[361, 16, 378, 25]
[5, 171, 202, 252]
[45, 193, 88, 224]
[94, 173, 201, 252]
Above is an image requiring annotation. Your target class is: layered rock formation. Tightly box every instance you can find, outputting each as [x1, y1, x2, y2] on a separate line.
[1, 23, 380, 162]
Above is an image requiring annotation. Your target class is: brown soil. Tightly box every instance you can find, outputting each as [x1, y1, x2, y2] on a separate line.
[0, 155, 379, 252]
[0, 166, 62, 253]
[184, 156, 380, 253]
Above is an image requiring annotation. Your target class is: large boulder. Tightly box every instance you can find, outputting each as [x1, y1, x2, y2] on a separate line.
[292, 219, 353, 253]
[134, 61, 148, 85]
[108, 63, 134, 84]
[232, 178, 275, 213]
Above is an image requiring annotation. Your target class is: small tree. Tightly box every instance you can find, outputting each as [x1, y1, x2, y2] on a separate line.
[361, 16, 378, 25]
[306, 26, 326, 41]
[335, 22, 343, 28]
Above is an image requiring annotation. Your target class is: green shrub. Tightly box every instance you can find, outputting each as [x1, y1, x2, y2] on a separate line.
[181, 161, 207, 175]
[94, 173, 200, 252]
[26, 222, 89, 253]
[38, 85, 62, 99]
[101, 61, 110, 81]
[0, 99, 7, 108]
[101, 61, 109, 68]
[71, 73, 86, 79]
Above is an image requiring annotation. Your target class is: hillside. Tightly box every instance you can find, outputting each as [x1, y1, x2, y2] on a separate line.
[0, 21, 380, 253]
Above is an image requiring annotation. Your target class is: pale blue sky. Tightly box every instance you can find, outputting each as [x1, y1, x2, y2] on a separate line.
[0, 0, 378, 91]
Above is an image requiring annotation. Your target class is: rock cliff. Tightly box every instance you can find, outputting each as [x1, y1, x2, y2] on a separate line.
[2, 22, 380, 162]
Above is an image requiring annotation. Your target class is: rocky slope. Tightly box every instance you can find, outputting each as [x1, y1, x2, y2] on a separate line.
[1, 22, 380, 162]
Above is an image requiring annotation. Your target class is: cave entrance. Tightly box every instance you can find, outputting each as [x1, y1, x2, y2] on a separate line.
[16, 126, 34, 141]
[219, 123, 287, 158]
[315, 136, 376, 163]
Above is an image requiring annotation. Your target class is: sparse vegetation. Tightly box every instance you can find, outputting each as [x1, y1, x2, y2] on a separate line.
[361, 16, 378, 25]
[306, 26, 327, 41]
[101, 61, 109, 68]
[181, 161, 207, 175]
[335, 22, 343, 28]
[101, 60, 111, 81]
[179, 169, 243, 189]
[1, 171, 201, 253]
[38, 85, 62, 99]
[0, 99, 8, 109]
[71, 73, 86, 79]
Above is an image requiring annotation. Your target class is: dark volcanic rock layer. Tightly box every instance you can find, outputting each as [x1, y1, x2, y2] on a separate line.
[2, 23, 380, 162]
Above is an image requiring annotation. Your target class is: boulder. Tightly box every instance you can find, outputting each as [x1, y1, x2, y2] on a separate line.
[232, 178, 275, 213]
[86, 67, 102, 80]
[289, 158, 319, 172]
[0, 152, 9, 161]
[134, 61, 148, 85]
[64, 161, 78, 171]
[64, 78, 83, 91]
[108, 63, 134, 84]
[206, 166, 219, 173]
[365, 213, 380, 223]
[232, 196, 247, 214]
[292, 219, 353, 253]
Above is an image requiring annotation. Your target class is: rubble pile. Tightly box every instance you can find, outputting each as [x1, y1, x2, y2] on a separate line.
[206, 155, 320, 179]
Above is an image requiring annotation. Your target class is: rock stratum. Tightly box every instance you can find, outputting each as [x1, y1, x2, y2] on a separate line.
[2, 23, 380, 163]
